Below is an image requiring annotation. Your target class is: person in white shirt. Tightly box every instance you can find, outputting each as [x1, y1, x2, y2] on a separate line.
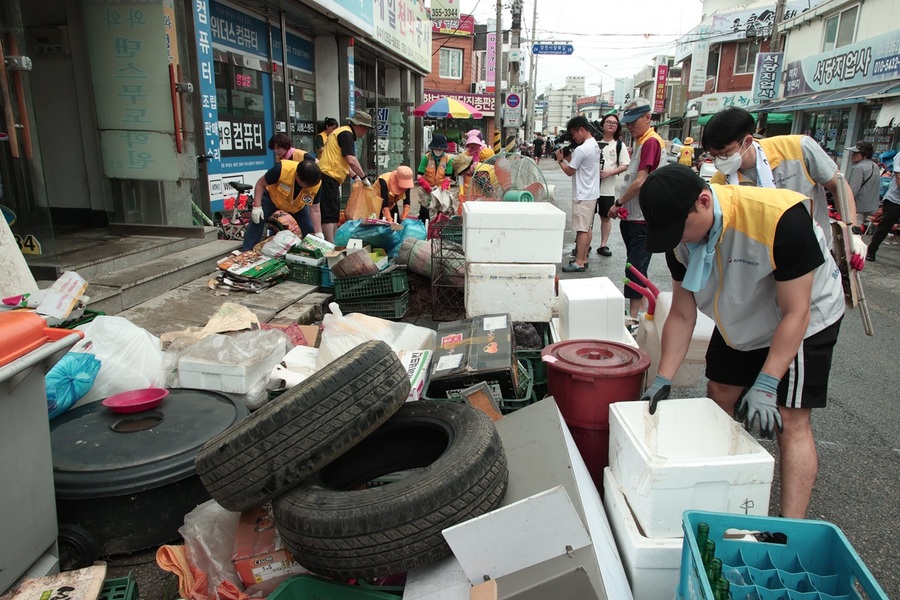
[557, 115, 601, 272]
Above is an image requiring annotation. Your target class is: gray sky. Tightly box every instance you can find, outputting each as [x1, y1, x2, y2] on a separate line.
[458, 0, 704, 94]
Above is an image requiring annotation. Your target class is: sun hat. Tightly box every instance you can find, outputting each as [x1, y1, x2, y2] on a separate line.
[347, 111, 375, 128]
[620, 98, 652, 124]
[453, 153, 474, 176]
[429, 134, 449, 150]
[388, 166, 415, 195]
[464, 134, 484, 147]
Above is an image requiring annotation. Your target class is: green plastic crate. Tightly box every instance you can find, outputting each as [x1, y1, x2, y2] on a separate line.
[334, 268, 409, 300]
[320, 265, 335, 289]
[269, 575, 398, 599]
[515, 321, 550, 388]
[61, 309, 105, 329]
[99, 574, 139, 600]
[287, 262, 322, 286]
[423, 361, 535, 415]
[338, 291, 409, 319]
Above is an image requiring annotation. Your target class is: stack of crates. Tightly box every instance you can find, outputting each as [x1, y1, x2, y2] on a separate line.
[514, 321, 550, 400]
[334, 267, 409, 319]
[99, 573, 139, 600]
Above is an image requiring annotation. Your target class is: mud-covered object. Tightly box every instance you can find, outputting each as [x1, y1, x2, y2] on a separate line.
[513, 321, 542, 350]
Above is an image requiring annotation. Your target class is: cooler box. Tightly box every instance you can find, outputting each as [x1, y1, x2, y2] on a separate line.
[603, 468, 681, 600]
[640, 291, 716, 388]
[609, 398, 774, 539]
[558, 277, 625, 342]
[465, 263, 556, 322]
[462, 202, 566, 263]
[0, 312, 82, 593]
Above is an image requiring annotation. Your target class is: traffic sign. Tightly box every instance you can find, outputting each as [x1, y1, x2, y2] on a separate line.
[506, 93, 521, 108]
[531, 43, 574, 55]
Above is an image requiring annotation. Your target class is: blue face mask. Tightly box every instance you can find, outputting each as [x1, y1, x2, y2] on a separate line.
[681, 191, 724, 293]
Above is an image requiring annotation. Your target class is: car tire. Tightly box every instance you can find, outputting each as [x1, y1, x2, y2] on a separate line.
[272, 401, 508, 579]
[194, 340, 410, 512]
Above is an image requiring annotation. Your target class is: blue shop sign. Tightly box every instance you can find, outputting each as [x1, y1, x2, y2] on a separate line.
[209, 0, 269, 58]
[271, 28, 315, 73]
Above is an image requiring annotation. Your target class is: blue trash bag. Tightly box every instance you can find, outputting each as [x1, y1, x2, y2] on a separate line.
[46, 352, 102, 420]
[401, 218, 427, 242]
[335, 219, 403, 255]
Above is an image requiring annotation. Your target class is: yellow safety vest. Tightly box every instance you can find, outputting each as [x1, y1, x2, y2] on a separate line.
[319, 125, 354, 183]
[265, 160, 322, 213]
[377, 173, 405, 210]
[276, 148, 307, 164]
[423, 153, 451, 186]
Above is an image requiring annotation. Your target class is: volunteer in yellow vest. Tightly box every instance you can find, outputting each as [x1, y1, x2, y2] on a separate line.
[637, 164, 844, 519]
[451, 153, 474, 215]
[416, 134, 453, 220]
[702, 107, 866, 268]
[608, 97, 668, 318]
[243, 155, 322, 251]
[678, 137, 696, 167]
[314, 117, 338, 158]
[269, 133, 305, 163]
[377, 166, 415, 222]
[318, 111, 375, 242]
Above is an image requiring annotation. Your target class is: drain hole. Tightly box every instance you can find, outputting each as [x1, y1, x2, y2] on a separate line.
[110, 411, 164, 432]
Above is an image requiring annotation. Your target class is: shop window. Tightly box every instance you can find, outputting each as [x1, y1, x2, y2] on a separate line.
[823, 5, 858, 52]
[439, 48, 463, 79]
[706, 46, 720, 79]
[734, 40, 760, 75]
[215, 62, 266, 157]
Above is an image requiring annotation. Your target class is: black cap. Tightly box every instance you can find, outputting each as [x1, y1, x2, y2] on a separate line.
[639, 164, 707, 253]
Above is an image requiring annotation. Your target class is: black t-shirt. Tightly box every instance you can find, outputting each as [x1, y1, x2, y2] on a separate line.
[666, 204, 825, 282]
[378, 179, 411, 212]
[533, 138, 545, 152]
[337, 130, 357, 157]
[263, 155, 317, 200]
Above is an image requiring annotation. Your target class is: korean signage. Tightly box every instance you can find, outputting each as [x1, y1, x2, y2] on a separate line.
[751, 52, 784, 101]
[430, 0, 459, 21]
[376, 107, 391, 138]
[316, 0, 374, 34]
[209, 0, 268, 59]
[700, 93, 759, 114]
[669, 84, 686, 118]
[373, 0, 431, 72]
[504, 93, 521, 127]
[424, 91, 495, 116]
[192, 0, 222, 197]
[531, 44, 574, 55]
[219, 116, 266, 157]
[431, 14, 475, 36]
[688, 25, 711, 92]
[271, 28, 315, 73]
[784, 29, 900, 97]
[486, 33, 497, 83]
[83, 0, 178, 180]
[654, 64, 669, 114]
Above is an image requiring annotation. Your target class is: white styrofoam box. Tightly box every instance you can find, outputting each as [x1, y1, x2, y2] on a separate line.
[557, 277, 625, 342]
[462, 202, 566, 264]
[609, 397, 775, 538]
[603, 468, 682, 600]
[282, 345, 319, 371]
[638, 292, 716, 388]
[179, 354, 272, 394]
[465, 263, 556, 322]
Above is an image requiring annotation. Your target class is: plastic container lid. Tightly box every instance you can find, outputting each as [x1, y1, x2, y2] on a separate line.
[0, 311, 82, 367]
[542, 340, 650, 380]
[51, 388, 248, 498]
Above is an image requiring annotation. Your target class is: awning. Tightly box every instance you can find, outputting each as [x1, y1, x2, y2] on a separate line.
[876, 99, 900, 128]
[698, 112, 793, 125]
[655, 117, 684, 126]
[753, 82, 897, 113]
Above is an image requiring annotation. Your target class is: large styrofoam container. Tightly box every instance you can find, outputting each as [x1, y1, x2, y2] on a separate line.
[462, 202, 566, 263]
[178, 354, 271, 394]
[638, 291, 716, 388]
[465, 263, 556, 322]
[558, 277, 624, 342]
[603, 468, 681, 600]
[609, 397, 774, 538]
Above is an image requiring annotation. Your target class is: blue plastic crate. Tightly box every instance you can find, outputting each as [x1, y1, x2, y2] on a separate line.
[678, 511, 888, 600]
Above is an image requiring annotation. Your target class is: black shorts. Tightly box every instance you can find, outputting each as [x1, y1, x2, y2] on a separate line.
[620, 221, 651, 300]
[318, 175, 342, 224]
[597, 196, 615, 216]
[705, 317, 842, 409]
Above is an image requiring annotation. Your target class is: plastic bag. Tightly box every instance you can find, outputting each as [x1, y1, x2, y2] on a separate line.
[317, 303, 436, 369]
[46, 352, 102, 419]
[344, 181, 383, 220]
[400, 218, 427, 242]
[260, 230, 302, 259]
[334, 219, 403, 255]
[70, 316, 165, 406]
[178, 500, 244, 594]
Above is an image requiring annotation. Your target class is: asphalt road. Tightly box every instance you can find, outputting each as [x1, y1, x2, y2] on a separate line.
[540, 158, 900, 598]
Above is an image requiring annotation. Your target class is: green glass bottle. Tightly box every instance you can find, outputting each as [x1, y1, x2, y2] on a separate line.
[714, 577, 730, 600]
[703, 539, 716, 568]
[696, 522, 709, 559]
[707, 557, 723, 588]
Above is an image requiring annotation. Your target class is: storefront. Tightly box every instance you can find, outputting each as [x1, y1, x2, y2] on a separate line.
[422, 91, 496, 150]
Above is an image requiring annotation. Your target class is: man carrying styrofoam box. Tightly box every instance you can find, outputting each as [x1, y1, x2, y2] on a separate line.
[636, 164, 845, 520]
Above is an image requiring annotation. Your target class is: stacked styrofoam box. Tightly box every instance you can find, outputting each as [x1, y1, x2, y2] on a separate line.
[557, 277, 626, 342]
[463, 203, 566, 322]
[641, 291, 716, 388]
[179, 355, 272, 394]
[604, 398, 774, 599]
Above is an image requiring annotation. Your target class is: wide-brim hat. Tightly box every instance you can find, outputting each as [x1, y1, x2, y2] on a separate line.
[347, 111, 374, 128]
[389, 166, 415, 195]
[453, 154, 474, 176]
[429, 134, 449, 150]
[464, 134, 484, 148]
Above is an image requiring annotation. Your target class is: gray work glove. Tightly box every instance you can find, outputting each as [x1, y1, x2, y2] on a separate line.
[642, 374, 672, 415]
[735, 372, 783, 438]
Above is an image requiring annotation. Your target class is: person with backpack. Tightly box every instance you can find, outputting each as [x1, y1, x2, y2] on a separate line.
[595, 114, 630, 257]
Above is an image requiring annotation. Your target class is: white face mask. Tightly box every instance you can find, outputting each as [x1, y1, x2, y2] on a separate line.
[432, 150, 445, 157]
[713, 139, 749, 175]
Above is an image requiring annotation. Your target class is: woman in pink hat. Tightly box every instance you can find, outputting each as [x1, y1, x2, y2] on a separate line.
[376, 165, 415, 221]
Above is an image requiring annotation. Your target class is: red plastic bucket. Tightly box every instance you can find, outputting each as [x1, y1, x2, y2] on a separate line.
[542, 340, 650, 490]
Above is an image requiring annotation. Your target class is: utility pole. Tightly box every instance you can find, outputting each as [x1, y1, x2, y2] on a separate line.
[506, 0, 523, 149]
[493, 0, 502, 152]
[525, 0, 538, 139]
[757, 0, 785, 133]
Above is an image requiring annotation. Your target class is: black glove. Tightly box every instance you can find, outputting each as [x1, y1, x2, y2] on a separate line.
[642, 374, 672, 415]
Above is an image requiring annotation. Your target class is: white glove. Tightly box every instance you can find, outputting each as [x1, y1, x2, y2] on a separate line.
[362, 177, 372, 187]
[311, 231, 324, 239]
[251, 206, 264, 224]
[850, 233, 867, 257]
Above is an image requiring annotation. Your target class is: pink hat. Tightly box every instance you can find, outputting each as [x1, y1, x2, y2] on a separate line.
[465, 134, 484, 147]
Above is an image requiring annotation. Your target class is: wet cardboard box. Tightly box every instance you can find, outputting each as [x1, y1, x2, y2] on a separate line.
[426, 313, 519, 402]
[232, 503, 305, 587]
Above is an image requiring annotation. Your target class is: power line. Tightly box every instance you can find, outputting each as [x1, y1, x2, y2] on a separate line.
[431, 0, 484, 56]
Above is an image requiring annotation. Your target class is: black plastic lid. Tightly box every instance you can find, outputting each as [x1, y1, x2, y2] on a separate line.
[51, 388, 248, 499]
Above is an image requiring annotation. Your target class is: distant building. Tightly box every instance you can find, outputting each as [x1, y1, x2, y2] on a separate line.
[544, 77, 586, 134]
